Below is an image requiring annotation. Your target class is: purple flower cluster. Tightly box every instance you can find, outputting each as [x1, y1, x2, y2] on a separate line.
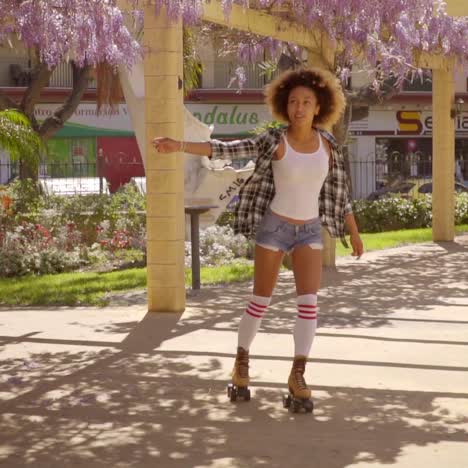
[1, 0, 466, 85]
[147, 0, 467, 85]
[0, 0, 143, 69]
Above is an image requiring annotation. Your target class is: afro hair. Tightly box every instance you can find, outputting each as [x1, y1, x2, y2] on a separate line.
[264, 67, 346, 129]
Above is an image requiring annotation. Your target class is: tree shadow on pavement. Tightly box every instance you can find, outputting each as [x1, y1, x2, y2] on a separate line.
[1, 346, 467, 468]
[0, 238, 467, 467]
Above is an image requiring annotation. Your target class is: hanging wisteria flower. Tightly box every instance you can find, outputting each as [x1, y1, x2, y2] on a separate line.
[0, 0, 143, 69]
[132, 0, 467, 87]
[2, 0, 466, 82]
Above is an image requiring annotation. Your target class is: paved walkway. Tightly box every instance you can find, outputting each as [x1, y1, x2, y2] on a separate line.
[0, 236, 467, 468]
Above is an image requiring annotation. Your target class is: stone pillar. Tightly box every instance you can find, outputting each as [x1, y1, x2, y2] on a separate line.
[432, 67, 455, 242]
[144, 6, 186, 312]
[307, 51, 337, 267]
[321, 227, 336, 267]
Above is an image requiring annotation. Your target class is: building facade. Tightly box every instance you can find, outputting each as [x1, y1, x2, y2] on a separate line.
[1, 43, 467, 197]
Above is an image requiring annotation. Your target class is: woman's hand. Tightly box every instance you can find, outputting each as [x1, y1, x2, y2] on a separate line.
[152, 137, 181, 154]
[350, 232, 364, 259]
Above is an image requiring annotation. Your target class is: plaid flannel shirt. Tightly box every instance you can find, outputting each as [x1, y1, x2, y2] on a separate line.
[209, 126, 353, 247]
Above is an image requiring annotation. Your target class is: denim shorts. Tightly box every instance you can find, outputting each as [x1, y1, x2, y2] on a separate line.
[255, 208, 323, 253]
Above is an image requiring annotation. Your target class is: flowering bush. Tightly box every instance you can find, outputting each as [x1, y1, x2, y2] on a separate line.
[185, 225, 250, 267]
[0, 222, 84, 277]
[95, 218, 146, 253]
[0, 181, 148, 277]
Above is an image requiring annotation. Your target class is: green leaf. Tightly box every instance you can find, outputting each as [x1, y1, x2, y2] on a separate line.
[0, 109, 46, 165]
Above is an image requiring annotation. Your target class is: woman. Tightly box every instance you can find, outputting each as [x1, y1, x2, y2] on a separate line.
[153, 68, 364, 411]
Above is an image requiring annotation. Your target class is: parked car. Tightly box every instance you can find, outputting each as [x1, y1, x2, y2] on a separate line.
[367, 182, 416, 201]
[367, 179, 468, 201]
[417, 181, 468, 195]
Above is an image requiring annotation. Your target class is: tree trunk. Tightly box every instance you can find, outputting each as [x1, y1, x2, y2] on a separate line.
[0, 90, 18, 111]
[21, 62, 54, 118]
[39, 63, 92, 141]
[19, 159, 39, 181]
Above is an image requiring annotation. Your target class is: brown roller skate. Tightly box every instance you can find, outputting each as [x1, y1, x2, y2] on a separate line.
[227, 346, 251, 402]
[283, 355, 314, 413]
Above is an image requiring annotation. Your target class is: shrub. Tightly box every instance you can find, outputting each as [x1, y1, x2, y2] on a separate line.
[455, 193, 468, 225]
[352, 193, 468, 233]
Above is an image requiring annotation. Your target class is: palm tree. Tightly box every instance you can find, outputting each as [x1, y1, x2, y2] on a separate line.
[0, 109, 46, 179]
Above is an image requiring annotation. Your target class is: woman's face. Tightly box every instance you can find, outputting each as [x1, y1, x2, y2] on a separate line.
[287, 86, 320, 127]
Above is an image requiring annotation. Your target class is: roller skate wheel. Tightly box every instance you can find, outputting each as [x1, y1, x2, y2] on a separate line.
[289, 399, 301, 413]
[304, 399, 314, 413]
[227, 384, 238, 402]
[230, 388, 238, 402]
[237, 386, 250, 401]
[283, 394, 292, 408]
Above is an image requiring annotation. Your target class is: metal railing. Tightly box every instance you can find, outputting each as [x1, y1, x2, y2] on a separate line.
[349, 158, 467, 199]
[2, 158, 466, 200]
[1, 61, 97, 88]
[1, 159, 145, 195]
[211, 62, 281, 89]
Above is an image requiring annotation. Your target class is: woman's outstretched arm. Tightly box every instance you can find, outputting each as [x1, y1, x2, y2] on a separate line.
[152, 138, 212, 157]
[152, 132, 269, 161]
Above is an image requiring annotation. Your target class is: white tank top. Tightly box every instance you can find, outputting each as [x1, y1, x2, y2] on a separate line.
[269, 132, 329, 220]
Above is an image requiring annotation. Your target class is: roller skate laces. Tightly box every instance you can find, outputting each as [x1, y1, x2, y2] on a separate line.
[227, 347, 251, 402]
[231, 346, 250, 387]
[288, 356, 310, 399]
[283, 356, 314, 413]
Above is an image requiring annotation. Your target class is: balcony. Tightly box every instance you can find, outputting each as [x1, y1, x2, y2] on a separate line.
[0, 61, 96, 89]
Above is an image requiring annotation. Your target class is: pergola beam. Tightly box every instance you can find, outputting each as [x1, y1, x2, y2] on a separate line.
[201, 1, 314, 48]
[201, 0, 336, 67]
[445, 0, 468, 16]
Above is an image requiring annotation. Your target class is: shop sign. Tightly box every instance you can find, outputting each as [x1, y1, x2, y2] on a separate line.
[397, 110, 468, 135]
[187, 104, 272, 135]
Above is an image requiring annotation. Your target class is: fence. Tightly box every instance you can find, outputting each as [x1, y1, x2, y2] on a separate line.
[1, 158, 466, 199]
[0, 160, 142, 195]
[349, 158, 435, 200]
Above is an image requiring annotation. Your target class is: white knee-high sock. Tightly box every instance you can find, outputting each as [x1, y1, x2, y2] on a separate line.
[237, 294, 271, 351]
[294, 294, 318, 357]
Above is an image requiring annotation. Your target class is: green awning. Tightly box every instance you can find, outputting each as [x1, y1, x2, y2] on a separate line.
[53, 122, 134, 138]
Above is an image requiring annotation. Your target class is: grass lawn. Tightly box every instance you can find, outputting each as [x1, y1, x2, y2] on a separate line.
[1, 224, 467, 307]
[0, 263, 255, 307]
[336, 223, 468, 256]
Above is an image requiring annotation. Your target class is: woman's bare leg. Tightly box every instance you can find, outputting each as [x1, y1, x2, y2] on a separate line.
[253, 244, 285, 296]
[291, 245, 322, 295]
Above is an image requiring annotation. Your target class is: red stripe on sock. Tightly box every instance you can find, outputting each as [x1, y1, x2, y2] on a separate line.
[246, 308, 263, 319]
[249, 303, 266, 313]
[248, 305, 264, 316]
[298, 308, 317, 314]
[298, 304, 317, 309]
[251, 301, 268, 310]
[298, 315, 317, 320]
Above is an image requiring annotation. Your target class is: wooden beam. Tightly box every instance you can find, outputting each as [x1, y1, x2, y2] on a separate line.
[201, 1, 320, 49]
[445, 0, 468, 17]
[413, 51, 456, 71]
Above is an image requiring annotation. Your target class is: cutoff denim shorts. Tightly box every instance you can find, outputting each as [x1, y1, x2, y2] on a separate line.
[255, 207, 323, 253]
